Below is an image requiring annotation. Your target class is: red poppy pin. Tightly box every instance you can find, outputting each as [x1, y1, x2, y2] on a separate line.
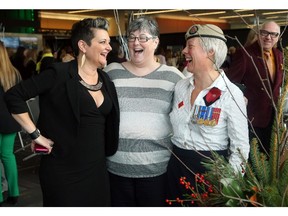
[203, 87, 221, 106]
[178, 101, 184, 108]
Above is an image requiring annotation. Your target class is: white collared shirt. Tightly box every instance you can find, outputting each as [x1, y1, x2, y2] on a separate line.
[170, 70, 250, 173]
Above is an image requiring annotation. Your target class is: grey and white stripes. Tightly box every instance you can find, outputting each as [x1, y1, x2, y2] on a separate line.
[104, 63, 184, 178]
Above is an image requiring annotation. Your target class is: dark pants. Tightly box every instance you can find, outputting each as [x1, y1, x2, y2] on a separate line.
[249, 116, 274, 155]
[166, 145, 228, 206]
[109, 172, 167, 207]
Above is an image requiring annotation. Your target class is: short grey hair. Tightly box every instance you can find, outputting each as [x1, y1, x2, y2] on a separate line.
[199, 37, 227, 70]
[127, 16, 160, 37]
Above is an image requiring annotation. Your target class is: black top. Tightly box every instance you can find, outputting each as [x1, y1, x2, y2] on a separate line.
[4, 60, 119, 157]
[39, 56, 56, 73]
[39, 83, 113, 206]
[4, 60, 120, 206]
[23, 59, 36, 80]
[0, 86, 21, 133]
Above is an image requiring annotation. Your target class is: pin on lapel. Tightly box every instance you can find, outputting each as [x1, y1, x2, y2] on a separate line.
[178, 101, 184, 108]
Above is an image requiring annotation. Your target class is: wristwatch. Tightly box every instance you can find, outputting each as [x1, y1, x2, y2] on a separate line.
[29, 128, 41, 140]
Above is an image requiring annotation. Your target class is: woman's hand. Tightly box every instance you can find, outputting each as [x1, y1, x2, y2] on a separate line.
[31, 135, 54, 154]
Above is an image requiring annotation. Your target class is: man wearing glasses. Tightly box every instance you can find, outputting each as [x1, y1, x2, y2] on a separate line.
[226, 21, 283, 155]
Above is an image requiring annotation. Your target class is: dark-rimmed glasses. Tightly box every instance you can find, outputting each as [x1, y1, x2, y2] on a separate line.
[127, 34, 155, 43]
[260, 30, 279, 38]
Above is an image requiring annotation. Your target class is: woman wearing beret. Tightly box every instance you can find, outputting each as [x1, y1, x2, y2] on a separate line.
[166, 24, 250, 204]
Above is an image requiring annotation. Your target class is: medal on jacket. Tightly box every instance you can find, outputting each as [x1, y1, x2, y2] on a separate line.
[191, 105, 221, 126]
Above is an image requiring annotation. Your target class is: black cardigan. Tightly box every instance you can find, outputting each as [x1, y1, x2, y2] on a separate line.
[4, 60, 119, 157]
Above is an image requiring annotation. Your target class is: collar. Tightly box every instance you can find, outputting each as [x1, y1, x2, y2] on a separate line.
[41, 53, 54, 59]
[263, 49, 273, 56]
[189, 69, 227, 92]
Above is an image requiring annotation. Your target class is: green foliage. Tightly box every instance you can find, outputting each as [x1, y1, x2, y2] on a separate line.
[261, 185, 283, 207]
[167, 140, 288, 207]
[249, 138, 270, 184]
[278, 161, 288, 206]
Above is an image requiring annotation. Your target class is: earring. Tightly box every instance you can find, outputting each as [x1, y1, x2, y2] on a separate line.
[81, 53, 86, 68]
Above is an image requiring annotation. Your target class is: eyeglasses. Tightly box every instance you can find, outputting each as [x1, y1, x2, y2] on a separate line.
[127, 34, 155, 43]
[260, 30, 279, 38]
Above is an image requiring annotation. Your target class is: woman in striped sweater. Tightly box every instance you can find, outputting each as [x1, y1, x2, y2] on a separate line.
[104, 16, 185, 207]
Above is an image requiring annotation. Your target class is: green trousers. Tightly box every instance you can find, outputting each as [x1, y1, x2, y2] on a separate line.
[0, 133, 19, 202]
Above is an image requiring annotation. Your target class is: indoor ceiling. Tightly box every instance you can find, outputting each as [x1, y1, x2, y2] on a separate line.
[39, 9, 288, 29]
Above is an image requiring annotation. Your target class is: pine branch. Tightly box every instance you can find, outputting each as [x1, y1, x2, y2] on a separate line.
[279, 160, 288, 206]
[250, 138, 270, 184]
[269, 121, 280, 183]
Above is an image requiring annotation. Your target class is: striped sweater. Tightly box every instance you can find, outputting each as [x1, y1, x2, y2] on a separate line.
[104, 63, 184, 178]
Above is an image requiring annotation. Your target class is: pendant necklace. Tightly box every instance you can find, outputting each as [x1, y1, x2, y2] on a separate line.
[79, 76, 103, 91]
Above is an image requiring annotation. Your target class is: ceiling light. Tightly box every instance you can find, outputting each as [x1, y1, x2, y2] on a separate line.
[233, 9, 254, 12]
[262, 10, 288, 15]
[276, 21, 288, 26]
[219, 14, 255, 19]
[188, 11, 226, 17]
[266, 16, 279, 19]
[156, 14, 228, 23]
[68, 10, 101, 14]
[133, 9, 183, 16]
[39, 11, 100, 21]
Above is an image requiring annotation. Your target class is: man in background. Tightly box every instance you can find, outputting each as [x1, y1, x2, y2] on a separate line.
[36, 46, 56, 73]
[226, 21, 283, 154]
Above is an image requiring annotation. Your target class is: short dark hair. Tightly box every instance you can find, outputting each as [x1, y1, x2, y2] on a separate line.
[71, 17, 109, 56]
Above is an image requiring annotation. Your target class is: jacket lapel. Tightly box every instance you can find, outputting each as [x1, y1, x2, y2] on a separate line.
[66, 60, 80, 123]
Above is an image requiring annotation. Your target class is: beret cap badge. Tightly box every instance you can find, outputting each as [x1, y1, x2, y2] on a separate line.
[188, 25, 199, 34]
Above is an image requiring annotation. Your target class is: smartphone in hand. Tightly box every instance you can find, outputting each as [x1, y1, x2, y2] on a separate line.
[34, 143, 49, 154]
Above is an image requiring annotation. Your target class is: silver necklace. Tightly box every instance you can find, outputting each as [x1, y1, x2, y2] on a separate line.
[79, 77, 103, 91]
